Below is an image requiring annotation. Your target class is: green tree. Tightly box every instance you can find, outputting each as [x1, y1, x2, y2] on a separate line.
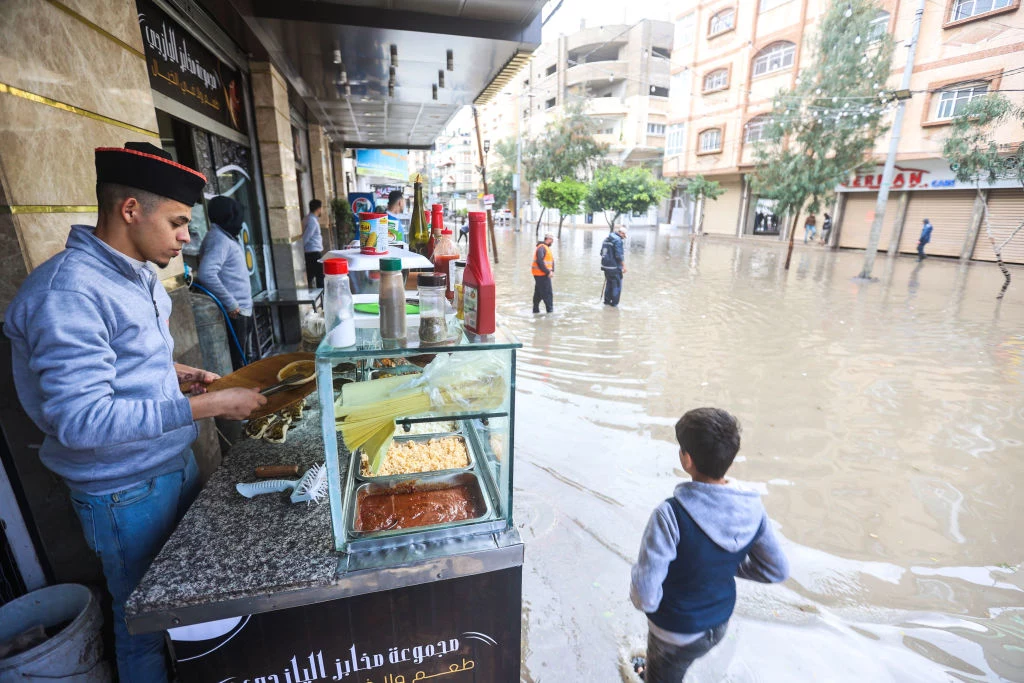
[585, 165, 670, 230]
[751, 0, 894, 269]
[942, 94, 1024, 299]
[488, 138, 517, 211]
[536, 179, 588, 238]
[684, 175, 726, 234]
[490, 169, 513, 212]
[330, 197, 355, 247]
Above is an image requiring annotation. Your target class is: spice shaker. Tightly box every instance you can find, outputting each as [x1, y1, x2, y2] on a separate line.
[417, 273, 448, 343]
[378, 257, 406, 342]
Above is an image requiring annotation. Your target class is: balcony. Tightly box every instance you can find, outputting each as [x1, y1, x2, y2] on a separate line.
[586, 97, 628, 117]
[567, 60, 628, 88]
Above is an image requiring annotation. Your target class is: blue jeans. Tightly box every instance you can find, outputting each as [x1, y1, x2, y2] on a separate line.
[646, 621, 729, 682]
[69, 450, 200, 682]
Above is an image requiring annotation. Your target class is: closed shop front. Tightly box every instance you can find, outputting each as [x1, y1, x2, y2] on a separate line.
[972, 189, 1024, 265]
[701, 182, 741, 236]
[898, 190, 976, 257]
[839, 193, 903, 251]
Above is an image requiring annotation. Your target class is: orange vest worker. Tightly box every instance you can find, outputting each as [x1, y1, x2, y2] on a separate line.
[531, 243, 554, 276]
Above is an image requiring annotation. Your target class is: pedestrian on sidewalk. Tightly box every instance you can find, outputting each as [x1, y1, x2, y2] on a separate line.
[917, 218, 933, 261]
[302, 199, 324, 288]
[803, 214, 817, 244]
[601, 227, 627, 307]
[630, 408, 789, 683]
[821, 212, 833, 245]
[457, 215, 469, 244]
[532, 233, 555, 314]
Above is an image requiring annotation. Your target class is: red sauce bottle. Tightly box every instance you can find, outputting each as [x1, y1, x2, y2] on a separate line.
[427, 204, 443, 259]
[463, 211, 495, 336]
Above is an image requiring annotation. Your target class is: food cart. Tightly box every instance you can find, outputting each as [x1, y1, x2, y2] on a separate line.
[126, 320, 523, 682]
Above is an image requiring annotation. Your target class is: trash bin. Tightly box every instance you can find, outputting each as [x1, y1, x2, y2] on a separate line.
[0, 584, 111, 682]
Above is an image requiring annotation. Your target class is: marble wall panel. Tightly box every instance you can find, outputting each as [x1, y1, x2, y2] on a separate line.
[0, 93, 156, 205]
[263, 176, 300, 214]
[271, 241, 308, 289]
[0, 214, 30, 312]
[12, 212, 95, 272]
[55, 0, 147, 54]
[258, 141, 297, 177]
[0, 0, 157, 133]
[267, 207, 302, 241]
[255, 106, 293, 146]
[251, 63, 290, 119]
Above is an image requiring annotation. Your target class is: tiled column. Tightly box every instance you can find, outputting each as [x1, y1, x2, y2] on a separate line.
[308, 124, 335, 248]
[251, 61, 306, 288]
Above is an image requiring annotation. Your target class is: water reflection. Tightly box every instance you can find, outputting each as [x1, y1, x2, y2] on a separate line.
[495, 225, 1024, 681]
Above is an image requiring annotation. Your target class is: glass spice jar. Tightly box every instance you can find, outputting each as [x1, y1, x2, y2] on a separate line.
[417, 273, 448, 343]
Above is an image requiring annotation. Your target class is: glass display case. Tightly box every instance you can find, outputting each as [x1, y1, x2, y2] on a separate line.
[316, 323, 521, 553]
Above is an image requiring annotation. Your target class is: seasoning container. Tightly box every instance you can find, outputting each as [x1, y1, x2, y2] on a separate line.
[463, 212, 495, 336]
[427, 204, 444, 259]
[432, 227, 459, 301]
[378, 257, 406, 342]
[323, 258, 356, 348]
[417, 273, 448, 343]
[453, 260, 466, 320]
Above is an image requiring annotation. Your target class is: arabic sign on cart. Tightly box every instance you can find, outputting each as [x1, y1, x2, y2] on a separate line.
[170, 567, 521, 682]
[138, 0, 247, 133]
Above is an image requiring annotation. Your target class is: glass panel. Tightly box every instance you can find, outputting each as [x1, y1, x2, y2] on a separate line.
[210, 135, 267, 296]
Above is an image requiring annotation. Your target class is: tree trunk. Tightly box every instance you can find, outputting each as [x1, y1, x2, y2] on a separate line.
[557, 214, 566, 239]
[534, 207, 546, 239]
[696, 196, 705, 235]
[784, 213, 799, 270]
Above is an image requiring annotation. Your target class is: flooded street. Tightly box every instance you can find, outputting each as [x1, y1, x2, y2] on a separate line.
[491, 225, 1024, 681]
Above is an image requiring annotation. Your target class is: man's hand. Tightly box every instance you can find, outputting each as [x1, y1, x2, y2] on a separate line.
[622, 265, 628, 274]
[228, 308, 241, 319]
[190, 388, 267, 421]
[176, 363, 220, 395]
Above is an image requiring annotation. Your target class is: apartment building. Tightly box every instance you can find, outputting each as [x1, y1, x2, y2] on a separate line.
[664, 0, 1024, 264]
[429, 108, 483, 211]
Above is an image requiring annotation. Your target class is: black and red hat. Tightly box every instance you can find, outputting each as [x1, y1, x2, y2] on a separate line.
[95, 142, 207, 206]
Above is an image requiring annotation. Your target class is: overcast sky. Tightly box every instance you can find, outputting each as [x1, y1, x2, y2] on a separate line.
[541, 0, 675, 40]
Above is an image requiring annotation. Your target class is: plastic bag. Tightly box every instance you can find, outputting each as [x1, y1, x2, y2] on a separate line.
[398, 351, 506, 412]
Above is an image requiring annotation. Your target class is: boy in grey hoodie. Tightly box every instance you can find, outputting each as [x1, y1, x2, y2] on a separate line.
[630, 408, 789, 682]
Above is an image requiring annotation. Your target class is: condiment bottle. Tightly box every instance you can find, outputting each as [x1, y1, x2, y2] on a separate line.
[453, 260, 466, 320]
[432, 227, 459, 301]
[463, 212, 495, 336]
[378, 257, 406, 342]
[417, 273, 448, 343]
[408, 178, 429, 255]
[427, 204, 444, 259]
[323, 258, 356, 348]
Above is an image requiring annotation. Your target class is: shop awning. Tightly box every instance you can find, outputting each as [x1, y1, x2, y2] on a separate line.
[235, 0, 542, 149]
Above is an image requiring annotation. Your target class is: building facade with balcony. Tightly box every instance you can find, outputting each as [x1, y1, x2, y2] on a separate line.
[663, 0, 1024, 264]
[429, 108, 483, 211]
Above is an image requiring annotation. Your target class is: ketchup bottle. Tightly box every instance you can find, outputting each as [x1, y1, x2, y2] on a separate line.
[427, 204, 443, 259]
[463, 211, 495, 336]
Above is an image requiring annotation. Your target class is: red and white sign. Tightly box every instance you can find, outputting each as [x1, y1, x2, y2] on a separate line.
[839, 159, 1019, 192]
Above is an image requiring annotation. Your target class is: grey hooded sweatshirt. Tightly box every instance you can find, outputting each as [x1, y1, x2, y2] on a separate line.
[5, 225, 198, 494]
[630, 480, 789, 644]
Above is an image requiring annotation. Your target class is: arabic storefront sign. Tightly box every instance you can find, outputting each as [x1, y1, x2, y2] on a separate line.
[138, 0, 246, 133]
[170, 567, 521, 682]
[840, 159, 1019, 192]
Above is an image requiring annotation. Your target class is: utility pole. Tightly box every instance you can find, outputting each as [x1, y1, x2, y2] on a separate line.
[471, 105, 499, 263]
[858, 0, 926, 280]
[515, 93, 523, 233]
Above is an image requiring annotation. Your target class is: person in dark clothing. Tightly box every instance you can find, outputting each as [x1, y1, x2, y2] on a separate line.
[821, 212, 833, 245]
[199, 196, 254, 369]
[918, 218, 933, 261]
[457, 216, 469, 244]
[532, 233, 555, 313]
[631, 408, 789, 682]
[302, 199, 324, 288]
[601, 227, 627, 306]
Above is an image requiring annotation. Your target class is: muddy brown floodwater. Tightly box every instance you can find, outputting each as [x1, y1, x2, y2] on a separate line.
[487, 225, 1024, 682]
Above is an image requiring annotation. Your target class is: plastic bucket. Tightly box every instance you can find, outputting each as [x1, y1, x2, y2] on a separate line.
[0, 584, 111, 682]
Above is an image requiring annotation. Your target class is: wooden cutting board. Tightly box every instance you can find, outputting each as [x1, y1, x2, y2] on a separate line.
[207, 352, 317, 420]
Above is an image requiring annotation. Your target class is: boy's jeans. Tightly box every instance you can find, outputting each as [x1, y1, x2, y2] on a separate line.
[646, 621, 729, 683]
[69, 450, 200, 683]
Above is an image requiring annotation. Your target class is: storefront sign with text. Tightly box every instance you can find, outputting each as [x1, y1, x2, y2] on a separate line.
[840, 159, 1019, 192]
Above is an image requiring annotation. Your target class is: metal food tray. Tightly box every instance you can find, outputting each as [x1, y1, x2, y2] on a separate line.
[353, 432, 473, 482]
[344, 471, 502, 553]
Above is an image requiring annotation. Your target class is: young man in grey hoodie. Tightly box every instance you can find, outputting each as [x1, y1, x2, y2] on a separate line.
[630, 408, 789, 682]
[5, 143, 266, 681]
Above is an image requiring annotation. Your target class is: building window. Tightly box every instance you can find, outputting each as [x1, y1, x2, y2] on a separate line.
[675, 13, 696, 49]
[462, 172, 473, 183]
[650, 85, 670, 97]
[744, 116, 769, 143]
[703, 68, 729, 92]
[709, 8, 735, 36]
[752, 42, 796, 77]
[951, 0, 1012, 21]
[868, 11, 890, 41]
[666, 124, 685, 155]
[935, 82, 989, 119]
[698, 128, 722, 153]
[545, 97, 556, 109]
[648, 123, 667, 135]
[759, 0, 792, 10]
[652, 46, 672, 59]
[545, 64, 557, 76]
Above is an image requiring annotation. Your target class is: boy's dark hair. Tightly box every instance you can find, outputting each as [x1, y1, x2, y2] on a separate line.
[675, 408, 741, 479]
[96, 183, 163, 217]
[387, 189, 404, 207]
[309, 199, 322, 213]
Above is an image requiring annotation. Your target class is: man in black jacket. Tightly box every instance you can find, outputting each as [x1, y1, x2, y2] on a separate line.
[601, 227, 627, 306]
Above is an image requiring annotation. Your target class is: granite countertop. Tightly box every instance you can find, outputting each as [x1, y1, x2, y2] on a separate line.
[126, 395, 338, 627]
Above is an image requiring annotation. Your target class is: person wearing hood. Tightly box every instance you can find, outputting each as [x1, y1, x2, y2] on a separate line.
[4, 143, 266, 681]
[197, 195, 254, 369]
[630, 407, 789, 682]
[917, 218, 933, 261]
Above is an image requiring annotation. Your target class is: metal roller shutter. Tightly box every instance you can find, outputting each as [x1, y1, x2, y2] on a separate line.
[898, 191, 976, 257]
[701, 183, 741, 236]
[838, 193, 901, 251]
[972, 189, 1024, 265]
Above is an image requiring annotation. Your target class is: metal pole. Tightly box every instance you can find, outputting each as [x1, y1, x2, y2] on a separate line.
[515, 93, 523, 233]
[471, 105, 499, 263]
[858, 0, 926, 280]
